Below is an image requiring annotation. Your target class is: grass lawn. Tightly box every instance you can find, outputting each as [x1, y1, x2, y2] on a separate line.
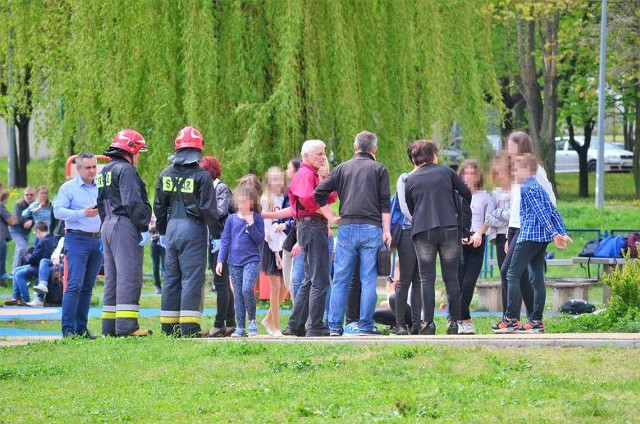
[0, 339, 638, 422]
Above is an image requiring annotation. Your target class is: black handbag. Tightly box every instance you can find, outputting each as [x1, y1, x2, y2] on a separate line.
[282, 223, 297, 252]
[377, 244, 392, 276]
[390, 224, 403, 251]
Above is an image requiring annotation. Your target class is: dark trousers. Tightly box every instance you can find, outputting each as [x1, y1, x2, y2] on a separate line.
[286, 219, 330, 332]
[395, 228, 422, 327]
[150, 239, 165, 289]
[506, 240, 549, 321]
[210, 250, 235, 329]
[500, 228, 534, 318]
[345, 260, 360, 324]
[161, 218, 207, 336]
[101, 216, 143, 336]
[61, 232, 102, 335]
[413, 227, 461, 323]
[459, 235, 485, 320]
[493, 234, 508, 313]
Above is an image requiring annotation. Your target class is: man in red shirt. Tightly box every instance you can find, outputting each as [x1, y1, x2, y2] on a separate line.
[263, 139, 337, 337]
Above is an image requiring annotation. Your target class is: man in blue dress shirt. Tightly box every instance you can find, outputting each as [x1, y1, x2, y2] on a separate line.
[53, 153, 103, 339]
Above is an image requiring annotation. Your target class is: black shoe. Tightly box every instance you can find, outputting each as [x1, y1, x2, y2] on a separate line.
[394, 325, 409, 335]
[446, 322, 459, 335]
[411, 321, 422, 335]
[282, 327, 304, 337]
[306, 329, 330, 337]
[419, 321, 436, 335]
[62, 331, 76, 338]
[358, 327, 382, 336]
[79, 330, 98, 340]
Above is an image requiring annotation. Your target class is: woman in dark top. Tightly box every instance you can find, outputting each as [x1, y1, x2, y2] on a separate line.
[405, 140, 471, 335]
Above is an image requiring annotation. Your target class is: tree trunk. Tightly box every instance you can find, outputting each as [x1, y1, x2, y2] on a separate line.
[567, 115, 593, 197]
[15, 114, 30, 188]
[516, 12, 559, 198]
[516, 18, 544, 149]
[634, 76, 640, 199]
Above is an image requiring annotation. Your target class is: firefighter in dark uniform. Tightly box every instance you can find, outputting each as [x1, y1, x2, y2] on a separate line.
[98, 129, 153, 337]
[154, 126, 219, 337]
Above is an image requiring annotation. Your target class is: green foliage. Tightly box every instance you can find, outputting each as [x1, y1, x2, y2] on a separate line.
[0, 0, 501, 189]
[603, 255, 640, 311]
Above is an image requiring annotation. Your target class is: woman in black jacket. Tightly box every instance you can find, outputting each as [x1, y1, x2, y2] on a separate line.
[405, 140, 471, 335]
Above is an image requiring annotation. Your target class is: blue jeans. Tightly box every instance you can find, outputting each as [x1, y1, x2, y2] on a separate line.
[229, 262, 259, 330]
[324, 234, 334, 322]
[506, 240, 549, 321]
[31, 258, 55, 301]
[9, 229, 30, 271]
[291, 251, 305, 301]
[61, 233, 103, 335]
[329, 224, 382, 332]
[12, 264, 38, 301]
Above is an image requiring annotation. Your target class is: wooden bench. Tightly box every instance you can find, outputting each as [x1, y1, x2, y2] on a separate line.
[476, 278, 599, 313]
[571, 257, 633, 305]
[546, 278, 599, 311]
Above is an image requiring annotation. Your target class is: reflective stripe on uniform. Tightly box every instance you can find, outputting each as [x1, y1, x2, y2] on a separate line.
[102, 305, 116, 319]
[116, 310, 140, 319]
[179, 310, 202, 324]
[117, 304, 140, 311]
[160, 310, 180, 324]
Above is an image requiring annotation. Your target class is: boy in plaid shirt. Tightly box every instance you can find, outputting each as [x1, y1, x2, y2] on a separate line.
[493, 154, 572, 333]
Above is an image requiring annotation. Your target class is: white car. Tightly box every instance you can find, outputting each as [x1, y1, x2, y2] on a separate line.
[555, 136, 633, 173]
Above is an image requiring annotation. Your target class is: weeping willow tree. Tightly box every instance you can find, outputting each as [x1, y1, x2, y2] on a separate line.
[1, 0, 501, 188]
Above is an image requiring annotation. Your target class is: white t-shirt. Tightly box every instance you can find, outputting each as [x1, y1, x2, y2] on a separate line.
[508, 165, 556, 228]
[470, 190, 490, 233]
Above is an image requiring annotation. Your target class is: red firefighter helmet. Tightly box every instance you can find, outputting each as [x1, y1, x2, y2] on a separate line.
[174, 126, 204, 151]
[110, 129, 148, 154]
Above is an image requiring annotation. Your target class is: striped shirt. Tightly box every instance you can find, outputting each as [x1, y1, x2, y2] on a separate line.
[518, 177, 566, 243]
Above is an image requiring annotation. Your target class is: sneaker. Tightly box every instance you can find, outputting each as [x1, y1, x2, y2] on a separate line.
[4, 299, 26, 306]
[154, 287, 162, 295]
[458, 321, 476, 335]
[1, 273, 12, 280]
[231, 328, 247, 338]
[343, 322, 359, 335]
[27, 298, 44, 307]
[329, 328, 343, 337]
[419, 321, 436, 335]
[446, 321, 459, 335]
[491, 317, 521, 334]
[358, 327, 382, 336]
[33, 282, 49, 294]
[248, 320, 258, 337]
[517, 320, 545, 333]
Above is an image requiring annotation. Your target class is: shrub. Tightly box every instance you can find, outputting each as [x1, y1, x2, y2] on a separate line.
[549, 255, 640, 333]
[602, 256, 640, 311]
